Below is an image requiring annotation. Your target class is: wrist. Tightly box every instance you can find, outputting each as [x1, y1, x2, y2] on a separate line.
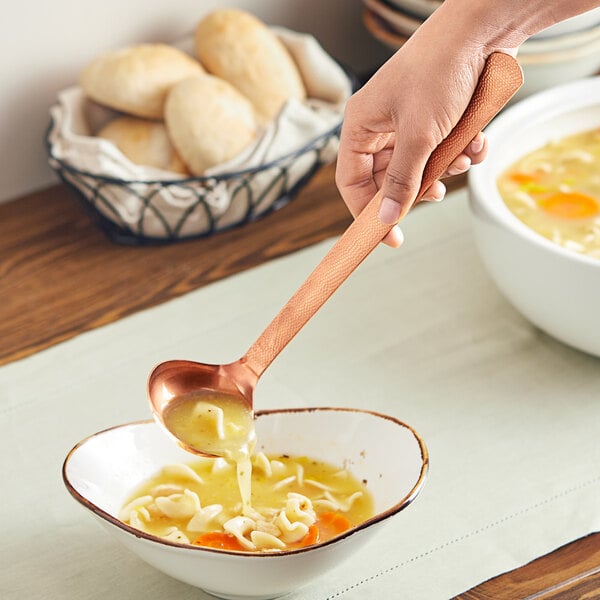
[439, 0, 600, 53]
[435, 0, 531, 54]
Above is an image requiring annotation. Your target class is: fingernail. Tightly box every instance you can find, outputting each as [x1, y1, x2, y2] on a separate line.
[446, 165, 467, 176]
[379, 197, 402, 224]
[421, 194, 443, 203]
[470, 135, 484, 154]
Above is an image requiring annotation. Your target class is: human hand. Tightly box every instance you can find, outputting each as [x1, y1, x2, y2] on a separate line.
[335, 3, 515, 247]
[336, 0, 599, 248]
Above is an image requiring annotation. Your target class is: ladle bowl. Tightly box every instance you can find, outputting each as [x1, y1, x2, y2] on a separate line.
[148, 53, 523, 457]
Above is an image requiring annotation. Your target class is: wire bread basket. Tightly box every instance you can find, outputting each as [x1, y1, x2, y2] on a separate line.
[46, 120, 345, 245]
[45, 27, 357, 245]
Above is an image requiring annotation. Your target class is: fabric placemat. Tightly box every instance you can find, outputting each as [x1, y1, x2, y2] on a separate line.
[1, 189, 599, 600]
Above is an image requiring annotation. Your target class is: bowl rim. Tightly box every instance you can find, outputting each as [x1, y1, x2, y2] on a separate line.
[519, 20, 600, 55]
[531, 6, 600, 40]
[385, 0, 442, 17]
[469, 75, 600, 268]
[518, 31, 600, 64]
[363, 0, 423, 36]
[62, 406, 429, 558]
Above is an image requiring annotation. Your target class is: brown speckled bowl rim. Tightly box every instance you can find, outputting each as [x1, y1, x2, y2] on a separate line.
[62, 406, 429, 558]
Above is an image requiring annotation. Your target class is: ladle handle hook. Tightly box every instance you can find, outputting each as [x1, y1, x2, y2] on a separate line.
[242, 52, 523, 379]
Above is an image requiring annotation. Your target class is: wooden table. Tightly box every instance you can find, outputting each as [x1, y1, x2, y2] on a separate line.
[1, 164, 599, 598]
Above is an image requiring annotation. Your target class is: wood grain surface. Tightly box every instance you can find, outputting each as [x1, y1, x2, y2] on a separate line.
[1, 163, 598, 598]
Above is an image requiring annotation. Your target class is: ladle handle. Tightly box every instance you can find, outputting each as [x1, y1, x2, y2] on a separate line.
[242, 52, 523, 379]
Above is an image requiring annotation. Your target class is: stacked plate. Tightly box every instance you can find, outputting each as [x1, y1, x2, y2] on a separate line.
[363, 0, 600, 100]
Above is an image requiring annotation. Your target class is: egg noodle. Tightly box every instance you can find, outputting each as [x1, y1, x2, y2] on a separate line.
[120, 451, 374, 552]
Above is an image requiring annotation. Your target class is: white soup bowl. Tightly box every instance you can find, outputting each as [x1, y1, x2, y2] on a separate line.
[63, 407, 428, 600]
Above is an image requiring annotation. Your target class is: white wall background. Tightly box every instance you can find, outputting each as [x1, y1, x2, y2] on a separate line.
[0, 0, 391, 204]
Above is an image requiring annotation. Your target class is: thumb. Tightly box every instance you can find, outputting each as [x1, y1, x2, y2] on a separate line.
[378, 144, 430, 225]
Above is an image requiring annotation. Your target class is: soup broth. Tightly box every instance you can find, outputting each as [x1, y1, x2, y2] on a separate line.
[163, 392, 256, 459]
[163, 392, 256, 512]
[120, 453, 374, 552]
[498, 127, 600, 259]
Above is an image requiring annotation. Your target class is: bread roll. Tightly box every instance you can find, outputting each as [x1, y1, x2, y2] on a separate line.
[165, 74, 258, 175]
[80, 44, 204, 119]
[194, 9, 306, 123]
[97, 116, 189, 174]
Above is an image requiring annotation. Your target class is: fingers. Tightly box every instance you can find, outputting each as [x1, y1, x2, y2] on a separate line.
[444, 153, 472, 177]
[335, 126, 384, 219]
[417, 132, 487, 204]
[382, 225, 404, 248]
[336, 124, 487, 250]
[376, 130, 489, 222]
[378, 133, 434, 224]
[419, 133, 485, 203]
[442, 131, 488, 177]
[467, 131, 487, 162]
[418, 180, 446, 203]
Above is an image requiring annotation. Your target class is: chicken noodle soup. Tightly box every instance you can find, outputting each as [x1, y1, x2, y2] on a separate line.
[498, 127, 600, 259]
[163, 392, 256, 511]
[120, 452, 374, 552]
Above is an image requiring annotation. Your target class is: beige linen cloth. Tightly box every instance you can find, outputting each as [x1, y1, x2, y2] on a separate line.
[1, 190, 599, 599]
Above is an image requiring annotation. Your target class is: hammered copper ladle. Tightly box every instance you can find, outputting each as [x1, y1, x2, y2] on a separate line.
[148, 52, 523, 457]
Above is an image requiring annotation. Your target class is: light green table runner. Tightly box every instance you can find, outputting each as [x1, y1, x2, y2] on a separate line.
[1, 189, 599, 599]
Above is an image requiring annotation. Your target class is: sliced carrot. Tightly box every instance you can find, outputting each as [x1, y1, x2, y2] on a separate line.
[538, 191, 599, 219]
[508, 172, 547, 194]
[193, 531, 245, 551]
[509, 172, 539, 185]
[317, 512, 352, 537]
[284, 524, 320, 550]
[300, 524, 320, 547]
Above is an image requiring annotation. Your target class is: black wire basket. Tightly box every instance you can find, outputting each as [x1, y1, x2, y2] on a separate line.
[45, 120, 343, 246]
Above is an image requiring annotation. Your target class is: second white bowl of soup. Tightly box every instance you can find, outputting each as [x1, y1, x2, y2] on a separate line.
[469, 76, 600, 357]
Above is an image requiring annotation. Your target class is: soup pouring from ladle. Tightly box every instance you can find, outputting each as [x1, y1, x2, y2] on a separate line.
[148, 52, 523, 458]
